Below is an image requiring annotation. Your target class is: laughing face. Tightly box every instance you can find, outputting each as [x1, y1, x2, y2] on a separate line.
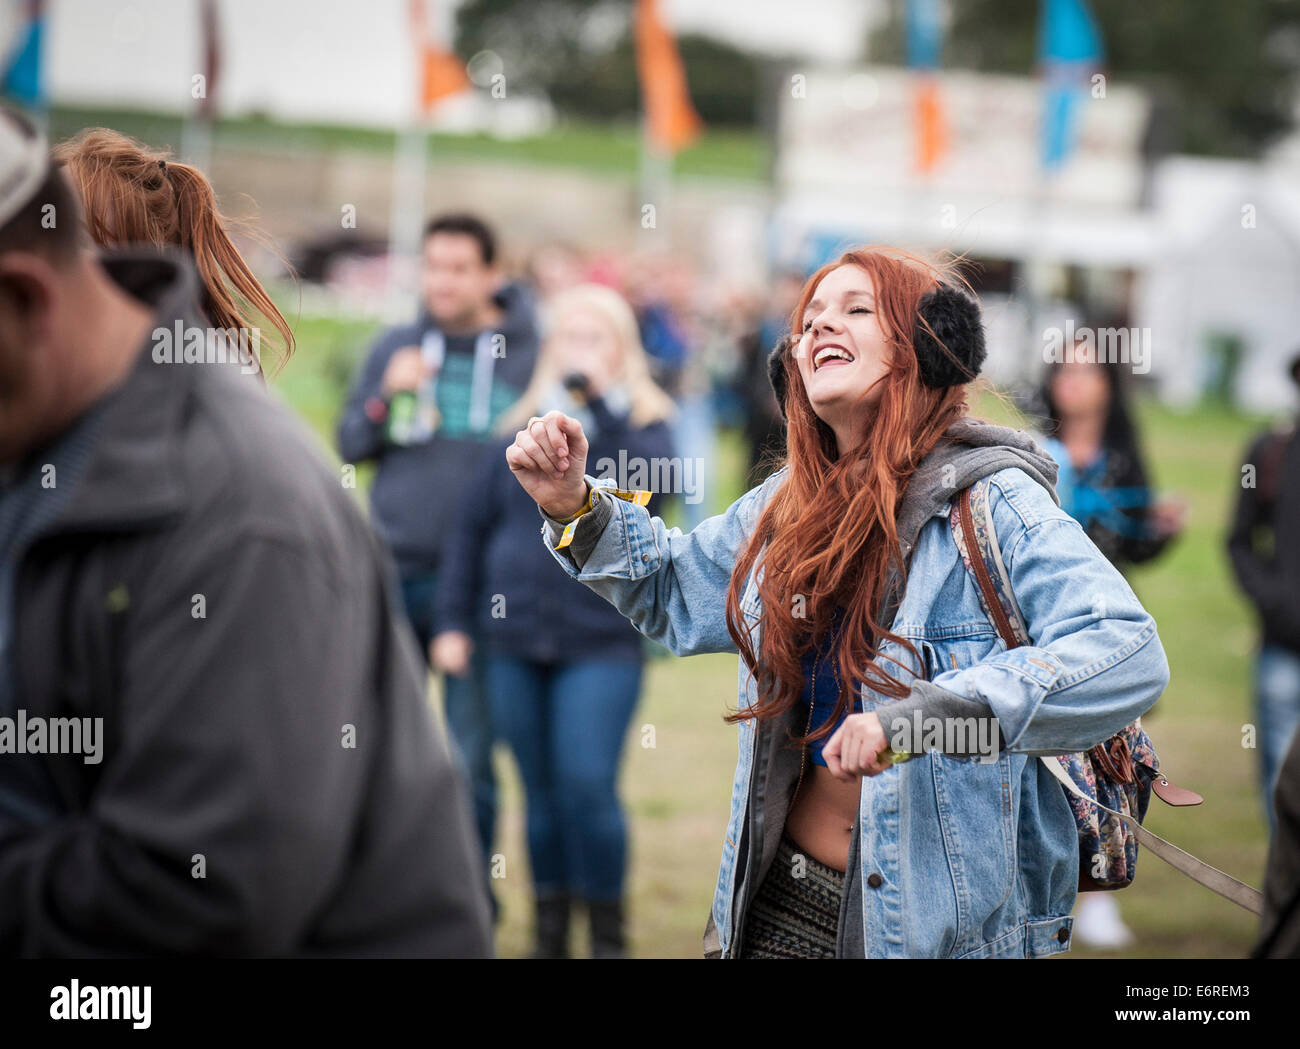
[792, 264, 893, 451]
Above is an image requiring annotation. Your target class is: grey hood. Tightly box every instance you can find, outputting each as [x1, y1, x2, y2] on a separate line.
[896, 416, 1060, 559]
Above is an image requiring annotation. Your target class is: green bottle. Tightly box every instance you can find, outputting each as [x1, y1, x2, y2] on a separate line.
[386, 389, 419, 445]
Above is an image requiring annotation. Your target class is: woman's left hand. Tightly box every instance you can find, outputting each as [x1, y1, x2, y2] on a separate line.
[823, 712, 893, 781]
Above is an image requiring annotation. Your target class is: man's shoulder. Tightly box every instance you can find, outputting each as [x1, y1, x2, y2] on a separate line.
[364, 319, 426, 361]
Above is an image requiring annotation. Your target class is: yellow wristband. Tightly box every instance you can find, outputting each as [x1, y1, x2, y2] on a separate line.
[553, 485, 653, 551]
[551, 483, 597, 525]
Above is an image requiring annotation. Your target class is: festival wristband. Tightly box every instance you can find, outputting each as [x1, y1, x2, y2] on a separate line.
[554, 485, 652, 550]
[550, 484, 597, 525]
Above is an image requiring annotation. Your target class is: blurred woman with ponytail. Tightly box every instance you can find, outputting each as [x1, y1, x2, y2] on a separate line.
[52, 128, 294, 376]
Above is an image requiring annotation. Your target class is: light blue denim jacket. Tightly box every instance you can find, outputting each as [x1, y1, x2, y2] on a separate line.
[536, 418, 1170, 958]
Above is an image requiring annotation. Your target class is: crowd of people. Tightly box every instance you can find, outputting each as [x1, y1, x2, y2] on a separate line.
[2, 103, 1299, 958]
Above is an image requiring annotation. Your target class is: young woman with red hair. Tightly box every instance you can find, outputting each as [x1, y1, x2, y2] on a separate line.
[509, 246, 1170, 958]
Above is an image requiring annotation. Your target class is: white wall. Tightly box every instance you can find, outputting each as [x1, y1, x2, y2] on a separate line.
[1140, 157, 1300, 412]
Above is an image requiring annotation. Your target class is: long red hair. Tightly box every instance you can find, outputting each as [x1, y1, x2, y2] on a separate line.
[724, 246, 976, 743]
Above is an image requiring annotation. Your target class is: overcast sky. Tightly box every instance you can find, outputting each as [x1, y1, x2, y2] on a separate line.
[11, 0, 882, 126]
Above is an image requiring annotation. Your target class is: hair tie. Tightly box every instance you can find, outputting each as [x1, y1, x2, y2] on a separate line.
[157, 158, 166, 171]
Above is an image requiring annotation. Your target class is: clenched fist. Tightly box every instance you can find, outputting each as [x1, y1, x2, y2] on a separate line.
[823, 712, 893, 780]
[380, 346, 429, 396]
[507, 410, 590, 519]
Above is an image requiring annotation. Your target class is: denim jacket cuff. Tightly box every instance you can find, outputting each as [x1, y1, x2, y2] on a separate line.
[539, 487, 614, 570]
[876, 679, 1004, 757]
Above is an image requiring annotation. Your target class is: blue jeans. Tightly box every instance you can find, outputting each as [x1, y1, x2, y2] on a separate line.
[672, 392, 715, 531]
[1256, 643, 1300, 839]
[399, 571, 497, 875]
[484, 654, 643, 902]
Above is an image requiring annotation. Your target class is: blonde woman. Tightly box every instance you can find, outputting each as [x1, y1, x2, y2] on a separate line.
[432, 283, 677, 958]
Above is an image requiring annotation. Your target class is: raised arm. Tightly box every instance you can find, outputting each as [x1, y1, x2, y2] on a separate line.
[534, 464, 786, 657]
[337, 330, 406, 465]
[508, 409, 787, 657]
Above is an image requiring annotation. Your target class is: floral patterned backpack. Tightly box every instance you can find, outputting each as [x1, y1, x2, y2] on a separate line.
[949, 479, 1262, 913]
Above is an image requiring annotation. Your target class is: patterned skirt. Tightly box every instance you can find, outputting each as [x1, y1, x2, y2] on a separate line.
[738, 832, 845, 959]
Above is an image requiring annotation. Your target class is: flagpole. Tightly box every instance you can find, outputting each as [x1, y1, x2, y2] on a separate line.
[638, 114, 672, 249]
[180, 0, 218, 172]
[384, 0, 470, 320]
[386, 0, 437, 322]
[180, 114, 213, 172]
[387, 122, 428, 321]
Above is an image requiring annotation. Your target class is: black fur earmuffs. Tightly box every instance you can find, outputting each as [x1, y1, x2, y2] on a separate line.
[766, 283, 986, 419]
[911, 283, 987, 389]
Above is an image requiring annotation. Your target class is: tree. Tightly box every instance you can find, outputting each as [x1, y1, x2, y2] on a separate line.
[455, 0, 760, 126]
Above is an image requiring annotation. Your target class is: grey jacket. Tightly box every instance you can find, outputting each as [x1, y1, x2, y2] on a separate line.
[3, 249, 493, 957]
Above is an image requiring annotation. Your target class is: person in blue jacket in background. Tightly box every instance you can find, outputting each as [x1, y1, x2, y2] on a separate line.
[1036, 343, 1185, 950]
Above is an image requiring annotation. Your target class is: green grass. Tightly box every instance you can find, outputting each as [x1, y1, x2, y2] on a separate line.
[47, 104, 768, 182]
[275, 317, 1281, 958]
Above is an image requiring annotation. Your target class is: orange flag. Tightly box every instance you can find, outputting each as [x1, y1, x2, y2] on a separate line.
[422, 49, 469, 110]
[410, 0, 469, 112]
[914, 76, 947, 174]
[635, 0, 703, 153]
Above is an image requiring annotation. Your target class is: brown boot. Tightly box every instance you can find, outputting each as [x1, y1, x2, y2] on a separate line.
[530, 891, 570, 959]
[587, 898, 627, 959]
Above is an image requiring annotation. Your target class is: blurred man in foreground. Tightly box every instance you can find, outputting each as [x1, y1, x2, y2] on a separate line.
[0, 108, 491, 956]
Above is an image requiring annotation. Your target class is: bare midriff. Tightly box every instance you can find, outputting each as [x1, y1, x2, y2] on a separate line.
[784, 763, 862, 872]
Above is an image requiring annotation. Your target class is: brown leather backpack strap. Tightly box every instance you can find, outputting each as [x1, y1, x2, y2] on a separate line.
[1151, 775, 1204, 806]
[956, 486, 1021, 650]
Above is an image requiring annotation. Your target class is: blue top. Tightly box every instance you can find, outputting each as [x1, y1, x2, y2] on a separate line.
[804, 605, 862, 767]
[1042, 436, 1151, 540]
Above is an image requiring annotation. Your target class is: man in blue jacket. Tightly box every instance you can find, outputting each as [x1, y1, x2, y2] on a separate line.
[337, 213, 540, 919]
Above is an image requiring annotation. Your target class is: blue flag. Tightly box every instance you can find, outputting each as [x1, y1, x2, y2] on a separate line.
[2, 2, 46, 109]
[1038, 0, 1104, 171]
[905, 0, 943, 70]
